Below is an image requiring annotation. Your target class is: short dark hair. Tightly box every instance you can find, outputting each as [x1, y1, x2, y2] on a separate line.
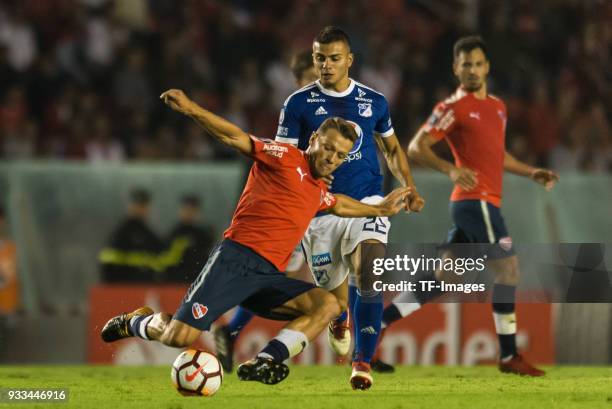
[181, 194, 200, 207]
[453, 35, 487, 59]
[290, 50, 314, 83]
[318, 117, 358, 143]
[130, 188, 151, 205]
[314, 26, 351, 48]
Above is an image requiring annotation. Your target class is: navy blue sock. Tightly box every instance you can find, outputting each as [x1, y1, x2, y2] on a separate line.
[227, 307, 254, 341]
[382, 304, 403, 327]
[128, 314, 154, 340]
[492, 284, 517, 359]
[258, 339, 290, 363]
[352, 289, 383, 363]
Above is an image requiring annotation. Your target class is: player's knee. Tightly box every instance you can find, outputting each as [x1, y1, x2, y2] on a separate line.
[495, 268, 519, 285]
[492, 257, 520, 285]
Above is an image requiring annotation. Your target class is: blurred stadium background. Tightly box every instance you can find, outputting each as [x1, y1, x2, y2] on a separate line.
[0, 0, 610, 368]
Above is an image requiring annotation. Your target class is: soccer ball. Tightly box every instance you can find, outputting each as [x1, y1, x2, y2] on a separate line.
[171, 349, 223, 397]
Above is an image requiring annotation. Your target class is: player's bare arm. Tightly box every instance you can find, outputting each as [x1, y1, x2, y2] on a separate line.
[160, 89, 252, 155]
[503, 151, 559, 191]
[408, 129, 478, 191]
[375, 133, 425, 212]
[328, 187, 411, 218]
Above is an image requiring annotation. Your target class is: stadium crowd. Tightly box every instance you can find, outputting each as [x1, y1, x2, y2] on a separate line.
[0, 0, 610, 171]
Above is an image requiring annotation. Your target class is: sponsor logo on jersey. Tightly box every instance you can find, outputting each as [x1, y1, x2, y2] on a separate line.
[277, 126, 289, 137]
[192, 303, 208, 319]
[311, 91, 319, 98]
[469, 111, 481, 120]
[358, 103, 372, 117]
[358, 88, 366, 98]
[263, 143, 288, 158]
[344, 120, 364, 161]
[312, 252, 332, 267]
[315, 106, 328, 115]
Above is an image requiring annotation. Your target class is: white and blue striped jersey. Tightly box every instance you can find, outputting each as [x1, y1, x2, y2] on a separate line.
[275, 79, 394, 201]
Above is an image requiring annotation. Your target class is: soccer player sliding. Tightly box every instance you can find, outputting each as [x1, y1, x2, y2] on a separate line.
[100, 88, 417, 386]
[371, 36, 559, 376]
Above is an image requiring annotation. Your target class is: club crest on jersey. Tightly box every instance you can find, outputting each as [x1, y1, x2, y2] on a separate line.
[313, 269, 330, 285]
[358, 103, 372, 117]
[312, 252, 332, 267]
[192, 303, 208, 319]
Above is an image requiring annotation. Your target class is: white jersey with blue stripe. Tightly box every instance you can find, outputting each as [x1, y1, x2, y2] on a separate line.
[275, 79, 394, 201]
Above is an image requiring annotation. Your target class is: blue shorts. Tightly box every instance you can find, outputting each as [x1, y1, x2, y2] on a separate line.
[443, 200, 515, 259]
[174, 239, 316, 331]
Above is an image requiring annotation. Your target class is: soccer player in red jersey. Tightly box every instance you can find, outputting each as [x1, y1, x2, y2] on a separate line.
[371, 36, 558, 376]
[212, 50, 320, 372]
[101, 89, 413, 385]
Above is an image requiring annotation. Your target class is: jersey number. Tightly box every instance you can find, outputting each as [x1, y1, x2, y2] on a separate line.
[363, 217, 387, 234]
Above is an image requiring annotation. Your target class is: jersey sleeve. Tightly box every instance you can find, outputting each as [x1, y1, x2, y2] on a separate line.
[318, 189, 337, 212]
[275, 95, 302, 145]
[250, 135, 299, 168]
[421, 102, 458, 141]
[374, 96, 395, 137]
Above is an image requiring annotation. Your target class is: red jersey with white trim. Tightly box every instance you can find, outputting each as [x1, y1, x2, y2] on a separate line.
[421, 88, 507, 207]
[224, 136, 336, 271]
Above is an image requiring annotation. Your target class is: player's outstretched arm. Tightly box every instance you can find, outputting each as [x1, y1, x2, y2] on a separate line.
[160, 89, 252, 155]
[408, 129, 478, 191]
[375, 133, 425, 212]
[329, 187, 411, 218]
[503, 151, 559, 190]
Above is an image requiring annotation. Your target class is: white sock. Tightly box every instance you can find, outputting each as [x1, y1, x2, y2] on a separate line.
[493, 312, 517, 335]
[275, 328, 309, 359]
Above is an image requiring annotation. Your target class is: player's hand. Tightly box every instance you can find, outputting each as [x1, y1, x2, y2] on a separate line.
[160, 89, 195, 115]
[530, 168, 559, 191]
[449, 167, 478, 191]
[378, 187, 412, 216]
[405, 188, 425, 213]
[322, 174, 334, 188]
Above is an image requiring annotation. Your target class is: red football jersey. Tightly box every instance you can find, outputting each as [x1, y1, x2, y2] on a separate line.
[224, 136, 337, 271]
[421, 88, 507, 207]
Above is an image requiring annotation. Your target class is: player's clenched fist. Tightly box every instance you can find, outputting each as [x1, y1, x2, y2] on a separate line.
[160, 89, 195, 115]
[378, 187, 413, 216]
[406, 188, 425, 213]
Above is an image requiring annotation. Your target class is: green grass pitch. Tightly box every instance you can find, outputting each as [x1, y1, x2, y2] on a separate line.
[0, 366, 610, 409]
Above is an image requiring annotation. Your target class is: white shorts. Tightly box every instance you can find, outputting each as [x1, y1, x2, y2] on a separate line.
[286, 244, 305, 272]
[301, 195, 390, 290]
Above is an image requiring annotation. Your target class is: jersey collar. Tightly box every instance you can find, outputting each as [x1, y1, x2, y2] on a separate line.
[315, 78, 355, 97]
